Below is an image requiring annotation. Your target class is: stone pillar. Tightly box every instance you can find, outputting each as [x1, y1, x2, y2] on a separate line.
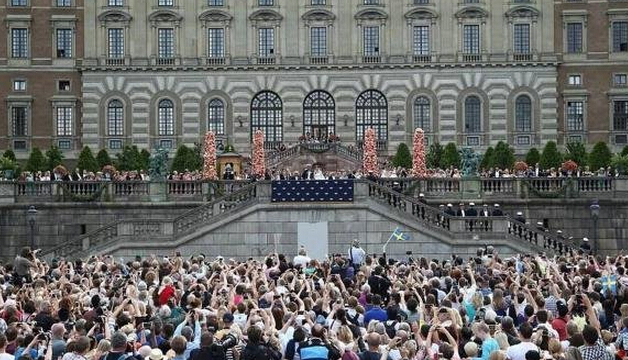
[149, 181, 167, 202]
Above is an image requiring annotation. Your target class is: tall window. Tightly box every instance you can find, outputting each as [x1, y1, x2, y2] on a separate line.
[208, 99, 225, 135]
[12, 107, 28, 137]
[311, 0, 326, 4]
[11, 0, 27, 6]
[614, 101, 628, 131]
[207, 28, 225, 58]
[208, 0, 223, 5]
[158, 99, 175, 136]
[413, 26, 430, 55]
[56, 107, 73, 136]
[613, 22, 628, 52]
[158, 0, 173, 6]
[258, 28, 274, 58]
[356, 90, 388, 141]
[464, 96, 481, 133]
[310, 27, 327, 57]
[463, 25, 480, 54]
[108, 0, 123, 6]
[363, 26, 380, 56]
[566, 23, 583, 53]
[251, 91, 283, 143]
[567, 101, 584, 131]
[513, 24, 530, 53]
[303, 91, 335, 137]
[107, 100, 124, 136]
[158, 28, 174, 59]
[259, 0, 273, 5]
[56, 0, 71, 6]
[108, 28, 124, 58]
[56, 29, 73, 58]
[11, 28, 28, 58]
[364, 0, 379, 4]
[413, 96, 431, 131]
[515, 95, 532, 132]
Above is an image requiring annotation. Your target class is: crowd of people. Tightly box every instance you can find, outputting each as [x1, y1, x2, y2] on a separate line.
[0, 243, 625, 360]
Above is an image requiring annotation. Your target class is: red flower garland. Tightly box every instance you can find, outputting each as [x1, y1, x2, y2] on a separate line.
[412, 128, 427, 178]
[562, 160, 578, 172]
[252, 130, 266, 177]
[202, 131, 218, 180]
[514, 161, 529, 173]
[362, 128, 379, 176]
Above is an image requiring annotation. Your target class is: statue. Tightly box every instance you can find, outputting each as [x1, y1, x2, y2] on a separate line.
[460, 147, 481, 178]
[149, 148, 169, 182]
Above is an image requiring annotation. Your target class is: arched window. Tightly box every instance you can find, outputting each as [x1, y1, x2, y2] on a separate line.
[303, 90, 335, 140]
[464, 96, 481, 133]
[413, 96, 431, 131]
[515, 95, 532, 132]
[208, 98, 225, 135]
[107, 99, 124, 136]
[251, 91, 282, 143]
[158, 99, 175, 136]
[356, 89, 388, 142]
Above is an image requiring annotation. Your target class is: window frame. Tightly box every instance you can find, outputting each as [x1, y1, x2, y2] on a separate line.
[107, 28, 125, 59]
[250, 91, 283, 144]
[11, 28, 29, 59]
[56, 28, 73, 58]
[157, 99, 175, 136]
[355, 89, 388, 142]
[566, 100, 585, 132]
[463, 95, 482, 133]
[413, 96, 431, 132]
[107, 99, 124, 137]
[157, 28, 175, 59]
[208, 98, 226, 135]
[303, 90, 336, 137]
[12, 79, 26, 92]
[514, 95, 533, 133]
[55, 106, 73, 137]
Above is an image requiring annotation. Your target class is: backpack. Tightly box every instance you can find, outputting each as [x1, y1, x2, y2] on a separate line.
[384, 320, 398, 339]
[342, 350, 360, 360]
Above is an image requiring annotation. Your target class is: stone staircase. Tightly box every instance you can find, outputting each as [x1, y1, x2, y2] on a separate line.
[265, 143, 363, 171]
[41, 180, 571, 261]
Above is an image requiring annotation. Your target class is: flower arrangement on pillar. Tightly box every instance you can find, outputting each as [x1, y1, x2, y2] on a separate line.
[363, 128, 379, 176]
[252, 130, 266, 177]
[412, 128, 427, 178]
[202, 131, 218, 180]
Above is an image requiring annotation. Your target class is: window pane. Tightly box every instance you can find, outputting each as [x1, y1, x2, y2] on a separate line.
[464, 96, 481, 133]
[567, 101, 584, 131]
[207, 28, 224, 58]
[363, 26, 379, 56]
[12, 106, 28, 137]
[108, 28, 124, 58]
[356, 90, 388, 142]
[11, 0, 27, 6]
[158, 99, 175, 136]
[56, 107, 73, 136]
[514, 24, 530, 53]
[11, 28, 28, 58]
[258, 28, 274, 57]
[158, 0, 173, 6]
[56, 0, 71, 6]
[614, 101, 628, 131]
[303, 91, 335, 138]
[515, 96, 532, 132]
[463, 25, 479, 54]
[413, 97, 430, 131]
[208, 0, 224, 5]
[310, 27, 327, 57]
[566, 23, 582, 53]
[208, 99, 225, 135]
[108, 0, 123, 6]
[107, 100, 124, 136]
[259, 0, 273, 5]
[613, 22, 628, 52]
[251, 92, 283, 143]
[413, 26, 430, 55]
[311, 0, 326, 4]
[56, 29, 73, 58]
[158, 28, 174, 58]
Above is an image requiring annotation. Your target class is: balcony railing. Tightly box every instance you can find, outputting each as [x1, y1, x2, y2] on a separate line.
[513, 52, 533, 62]
[206, 57, 226, 65]
[156, 57, 175, 66]
[363, 55, 381, 64]
[462, 53, 482, 63]
[257, 56, 276, 65]
[310, 56, 328, 64]
[413, 54, 431, 63]
[105, 58, 125, 66]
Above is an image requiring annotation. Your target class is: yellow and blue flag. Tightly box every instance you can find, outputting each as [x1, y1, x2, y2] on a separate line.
[390, 227, 410, 241]
[602, 274, 617, 295]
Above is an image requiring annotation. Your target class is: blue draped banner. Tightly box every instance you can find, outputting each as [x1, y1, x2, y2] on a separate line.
[271, 180, 354, 203]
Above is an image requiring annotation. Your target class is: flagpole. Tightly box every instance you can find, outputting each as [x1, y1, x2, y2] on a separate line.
[382, 231, 394, 254]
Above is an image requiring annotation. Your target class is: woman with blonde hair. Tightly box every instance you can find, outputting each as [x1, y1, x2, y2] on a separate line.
[548, 338, 566, 359]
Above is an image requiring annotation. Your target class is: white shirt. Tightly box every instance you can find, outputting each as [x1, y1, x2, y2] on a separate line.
[293, 255, 311, 268]
[348, 247, 366, 265]
[0, 353, 15, 360]
[506, 341, 539, 360]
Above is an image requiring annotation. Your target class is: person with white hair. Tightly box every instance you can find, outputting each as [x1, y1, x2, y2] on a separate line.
[293, 247, 311, 268]
[348, 239, 366, 270]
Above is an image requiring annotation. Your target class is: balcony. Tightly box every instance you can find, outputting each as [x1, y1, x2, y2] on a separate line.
[461, 53, 482, 63]
[206, 57, 226, 65]
[105, 58, 125, 66]
[413, 54, 431, 63]
[257, 56, 276, 65]
[156, 57, 176, 66]
[512, 52, 534, 62]
[363, 55, 381, 64]
[310, 56, 328, 65]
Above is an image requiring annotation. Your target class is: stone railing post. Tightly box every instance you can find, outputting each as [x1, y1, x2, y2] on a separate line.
[0, 182, 15, 203]
[614, 177, 628, 193]
[256, 182, 271, 203]
[354, 181, 369, 201]
[491, 218, 508, 234]
[149, 181, 167, 202]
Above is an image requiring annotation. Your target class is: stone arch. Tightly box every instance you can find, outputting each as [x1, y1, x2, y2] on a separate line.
[456, 88, 490, 145]
[98, 91, 133, 149]
[405, 88, 439, 140]
[355, 9, 388, 21]
[404, 8, 438, 20]
[507, 86, 541, 145]
[302, 9, 335, 21]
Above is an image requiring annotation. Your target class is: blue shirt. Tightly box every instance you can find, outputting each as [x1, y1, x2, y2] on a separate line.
[474, 338, 500, 360]
[364, 307, 388, 325]
[174, 320, 201, 360]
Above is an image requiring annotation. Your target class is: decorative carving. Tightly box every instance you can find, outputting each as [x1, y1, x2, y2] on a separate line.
[302, 9, 336, 22]
[355, 9, 388, 21]
[460, 147, 482, 178]
[455, 7, 489, 19]
[249, 9, 283, 22]
[98, 10, 132, 24]
[404, 8, 439, 20]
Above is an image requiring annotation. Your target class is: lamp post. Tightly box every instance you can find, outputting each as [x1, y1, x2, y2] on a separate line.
[590, 200, 600, 254]
[26, 206, 37, 249]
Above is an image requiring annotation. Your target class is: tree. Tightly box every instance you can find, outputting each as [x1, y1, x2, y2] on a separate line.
[588, 141, 612, 171]
[612, 154, 628, 175]
[492, 141, 516, 170]
[45, 146, 64, 171]
[140, 149, 151, 171]
[115, 145, 143, 171]
[392, 143, 412, 168]
[480, 147, 494, 170]
[2, 149, 16, 162]
[564, 142, 588, 168]
[622, 145, 628, 157]
[426, 142, 443, 169]
[190, 143, 203, 171]
[77, 146, 99, 173]
[441, 143, 461, 169]
[171, 145, 198, 173]
[539, 141, 562, 170]
[525, 148, 541, 167]
[25, 147, 47, 173]
[96, 149, 112, 169]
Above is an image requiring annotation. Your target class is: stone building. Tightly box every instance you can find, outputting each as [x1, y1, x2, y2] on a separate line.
[0, 0, 84, 158]
[555, 0, 628, 151]
[80, 0, 558, 157]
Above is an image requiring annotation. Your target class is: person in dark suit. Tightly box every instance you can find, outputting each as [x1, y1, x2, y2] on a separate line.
[444, 203, 456, 230]
[456, 203, 466, 217]
[514, 211, 526, 238]
[301, 166, 314, 180]
[580, 237, 592, 254]
[491, 204, 503, 216]
[466, 202, 478, 231]
[70, 168, 81, 181]
[418, 193, 427, 219]
[481, 204, 491, 231]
